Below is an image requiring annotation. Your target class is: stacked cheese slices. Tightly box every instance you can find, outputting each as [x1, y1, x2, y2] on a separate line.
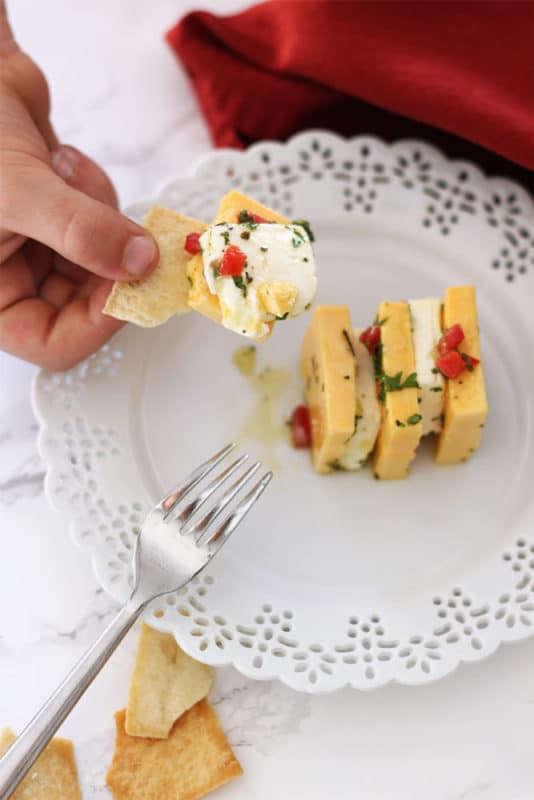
[104, 191, 317, 341]
[301, 286, 488, 479]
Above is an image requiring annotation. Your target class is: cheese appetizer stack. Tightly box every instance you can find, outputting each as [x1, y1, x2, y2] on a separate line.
[296, 286, 488, 479]
[105, 191, 317, 341]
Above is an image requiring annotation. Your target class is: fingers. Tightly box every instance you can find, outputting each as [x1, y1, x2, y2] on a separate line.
[1, 159, 159, 282]
[51, 145, 118, 208]
[0, 285, 124, 371]
[0, 0, 18, 58]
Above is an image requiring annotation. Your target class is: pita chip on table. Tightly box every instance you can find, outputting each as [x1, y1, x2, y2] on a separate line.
[0, 727, 81, 800]
[107, 702, 242, 800]
[125, 623, 214, 739]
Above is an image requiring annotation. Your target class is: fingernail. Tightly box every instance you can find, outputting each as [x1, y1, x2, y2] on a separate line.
[122, 235, 157, 277]
[51, 146, 78, 181]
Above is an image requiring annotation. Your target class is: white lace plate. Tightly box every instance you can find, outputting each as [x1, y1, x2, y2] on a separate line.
[33, 131, 534, 692]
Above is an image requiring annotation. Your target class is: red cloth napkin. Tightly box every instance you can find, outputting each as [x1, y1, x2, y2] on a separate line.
[167, 1, 534, 191]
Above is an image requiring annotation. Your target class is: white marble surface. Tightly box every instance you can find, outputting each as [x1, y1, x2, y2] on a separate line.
[1, 1, 534, 798]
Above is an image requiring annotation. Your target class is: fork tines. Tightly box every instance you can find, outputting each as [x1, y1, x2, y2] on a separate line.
[161, 444, 272, 552]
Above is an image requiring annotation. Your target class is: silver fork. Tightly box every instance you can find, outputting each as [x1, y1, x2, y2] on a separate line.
[0, 443, 272, 799]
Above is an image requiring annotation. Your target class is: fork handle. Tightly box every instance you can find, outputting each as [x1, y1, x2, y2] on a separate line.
[0, 601, 142, 799]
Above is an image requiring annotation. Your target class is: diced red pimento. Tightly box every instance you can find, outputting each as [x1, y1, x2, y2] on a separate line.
[436, 350, 468, 379]
[438, 323, 465, 355]
[219, 244, 247, 276]
[360, 325, 381, 356]
[184, 232, 202, 255]
[290, 405, 312, 449]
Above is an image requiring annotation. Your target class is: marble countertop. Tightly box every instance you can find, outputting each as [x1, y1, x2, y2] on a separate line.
[1, 1, 534, 797]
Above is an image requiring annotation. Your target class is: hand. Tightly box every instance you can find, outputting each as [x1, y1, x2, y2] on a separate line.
[0, 3, 158, 370]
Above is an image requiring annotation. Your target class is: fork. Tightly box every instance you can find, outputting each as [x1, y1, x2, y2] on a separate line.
[0, 443, 272, 799]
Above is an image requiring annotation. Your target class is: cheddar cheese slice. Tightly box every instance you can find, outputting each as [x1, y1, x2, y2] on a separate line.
[435, 286, 488, 464]
[373, 302, 423, 479]
[187, 191, 288, 336]
[301, 306, 358, 473]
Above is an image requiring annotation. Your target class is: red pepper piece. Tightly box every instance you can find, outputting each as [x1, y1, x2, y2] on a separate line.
[359, 325, 381, 356]
[184, 232, 201, 255]
[436, 350, 466, 379]
[438, 323, 465, 355]
[219, 244, 247, 276]
[290, 405, 312, 449]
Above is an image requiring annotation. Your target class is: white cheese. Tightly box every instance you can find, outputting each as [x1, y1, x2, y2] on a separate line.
[199, 223, 317, 339]
[340, 329, 381, 470]
[408, 298, 444, 435]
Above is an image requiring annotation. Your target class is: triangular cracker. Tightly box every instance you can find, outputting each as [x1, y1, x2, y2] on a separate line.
[107, 702, 242, 800]
[126, 624, 213, 739]
[0, 727, 81, 800]
[104, 206, 207, 326]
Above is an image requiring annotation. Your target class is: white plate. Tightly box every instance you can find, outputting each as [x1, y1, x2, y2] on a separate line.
[33, 131, 534, 693]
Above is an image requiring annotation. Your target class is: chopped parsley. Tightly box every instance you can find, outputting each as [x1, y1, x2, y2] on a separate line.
[326, 459, 347, 472]
[373, 316, 389, 326]
[276, 312, 289, 321]
[395, 419, 406, 428]
[345, 415, 362, 443]
[291, 218, 315, 242]
[431, 367, 439, 375]
[460, 352, 475, 372]
[260, 245, 268, 252]
[187, 275, 193, 287]
[211, 262, 220, 278]
[407, 414, 422, 425]
[244, 270, 253, 284]
[430, 386, 443, 392]
[220, 230, 230, 245]
[373, 342, 383, 377]
[232, 275, 247, 298]
[303, 257, 309, 262]
[304, 302, 311, 311]
[378, 371, 419, 403]
[238, 210, 256, 224]
[342, 329, 356, 357]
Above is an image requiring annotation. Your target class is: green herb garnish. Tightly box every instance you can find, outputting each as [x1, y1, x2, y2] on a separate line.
[238, 210, 255, 224]
[304, 302, 311, 311]
[395, 419, 406, 428]
[430, 386, 443, 392]
[291, 218, 315, 242]
[378, 371, 419, 403]
[276, 312, 289, 321]
[233, 275, 247, 298]
[460, 353, 475, 372]
[211, 262, 220, 278]
[342, 329, 356, 357]
[407, 414, 422, 425]
[260, 245, 268, 252]
[327, 459, 347, 472]
[345, 415, 362, 443]
[220, 230, 230, 245]
[431, 367, 439, 375]
[374, 316, 389, 326]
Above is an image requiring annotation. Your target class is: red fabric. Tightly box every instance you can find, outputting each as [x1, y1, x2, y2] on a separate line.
[167, 1, 534, 190]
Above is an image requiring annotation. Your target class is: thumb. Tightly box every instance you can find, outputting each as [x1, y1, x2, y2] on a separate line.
[2, 157, 158, 281]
